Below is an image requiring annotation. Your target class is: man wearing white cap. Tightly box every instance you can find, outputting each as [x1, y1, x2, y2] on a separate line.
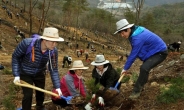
[114, 19, 168, 99]
[12, 27, 64, 110]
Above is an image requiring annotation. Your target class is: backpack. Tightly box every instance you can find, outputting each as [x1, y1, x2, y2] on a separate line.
[26, 34, 54, 62]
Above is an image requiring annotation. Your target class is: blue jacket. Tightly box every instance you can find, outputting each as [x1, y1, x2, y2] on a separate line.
[12, 38, 60, 88]
[124, 26, 167, 70]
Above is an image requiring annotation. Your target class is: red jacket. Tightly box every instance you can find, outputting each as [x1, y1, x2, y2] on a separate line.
[52, 71, 86, 100]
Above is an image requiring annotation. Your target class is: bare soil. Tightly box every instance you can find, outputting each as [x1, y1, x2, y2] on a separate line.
[1, 52, 184, 110]
[0, 2, 184, 110]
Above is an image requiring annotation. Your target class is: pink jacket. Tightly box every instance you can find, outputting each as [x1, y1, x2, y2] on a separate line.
[52, 71, 86, 100]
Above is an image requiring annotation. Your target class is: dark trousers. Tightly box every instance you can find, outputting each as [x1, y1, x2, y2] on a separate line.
[133, 51, 168, 93]
[20, 72, 45, 110]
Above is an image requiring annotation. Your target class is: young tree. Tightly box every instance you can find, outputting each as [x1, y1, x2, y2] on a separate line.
[62, 0, 88, 27]
[132, 0, 145, 24]
[37, 0, 51, 34]
[29, 0, 38, 36]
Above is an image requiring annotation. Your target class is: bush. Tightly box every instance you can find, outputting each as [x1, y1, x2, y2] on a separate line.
[157, 77, 184, 104]
[2, 68, 12, 75]
[116, 67, 130, 83]
[116, 67, 121, 74]
[85, 78, 100, 101]
[130, 72, 138, 83]
[2, 83, 20, 110]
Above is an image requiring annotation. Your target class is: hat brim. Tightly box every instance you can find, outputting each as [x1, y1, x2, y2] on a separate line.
[91, 60, 109, 66]
[114, 24, 134, 34]
[69, 67, 89, 70]
[40, 36, 64, 42]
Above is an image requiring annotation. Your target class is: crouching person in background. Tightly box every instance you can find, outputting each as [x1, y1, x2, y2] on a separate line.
[62, 55, 72, 68]
[168, 41, 181, 52]
[52, 60, 88, 108]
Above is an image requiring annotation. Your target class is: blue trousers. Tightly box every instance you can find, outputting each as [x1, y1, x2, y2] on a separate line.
[133, 51, 168, 93]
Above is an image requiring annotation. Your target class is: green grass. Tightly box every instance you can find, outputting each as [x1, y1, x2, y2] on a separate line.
[2, 68, 12, 75]
[157, 77, 184, 104]
[2, 83, 20, 110]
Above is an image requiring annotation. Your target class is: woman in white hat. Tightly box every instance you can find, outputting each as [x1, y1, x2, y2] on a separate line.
[12, 27, 64, 110]
[85, 54, 120, 109]
[52, 60, 88, 107]
[114, 19, 168, 99]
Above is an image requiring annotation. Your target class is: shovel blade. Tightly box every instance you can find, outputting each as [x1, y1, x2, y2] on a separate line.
[61, 96, 73, 104]
[109, 87, 119, 92]
[16, 107, 22, 110]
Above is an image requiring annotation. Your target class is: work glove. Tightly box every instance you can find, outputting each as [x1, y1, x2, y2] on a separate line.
[13, 76, 20, 83]
[121, 69, 126, 75]
[56, 88, 62, 96]
[90, 94, 96, 103]
[98, 96, 104, 106]
[85, 102, 93, 110]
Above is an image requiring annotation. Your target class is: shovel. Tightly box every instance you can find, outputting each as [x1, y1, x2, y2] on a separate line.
[109, 72, 126, 92]
[14, 80, 73, 104]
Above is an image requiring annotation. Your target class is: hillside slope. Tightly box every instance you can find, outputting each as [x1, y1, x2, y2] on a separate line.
[1, 2, 184, 110]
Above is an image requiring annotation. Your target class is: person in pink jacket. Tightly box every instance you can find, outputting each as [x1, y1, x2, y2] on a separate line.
[51, 60, 89, 107]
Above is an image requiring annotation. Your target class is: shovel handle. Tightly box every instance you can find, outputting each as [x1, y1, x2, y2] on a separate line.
[118, 72, 126, 83]
[14, 80, 59, 97]
[114, 73, 126, 88]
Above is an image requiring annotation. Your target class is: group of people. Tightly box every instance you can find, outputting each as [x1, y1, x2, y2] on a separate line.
[12, 18, 168, 110]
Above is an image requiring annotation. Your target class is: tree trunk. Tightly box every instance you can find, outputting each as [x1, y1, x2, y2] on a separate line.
[29, 0, 32, 36]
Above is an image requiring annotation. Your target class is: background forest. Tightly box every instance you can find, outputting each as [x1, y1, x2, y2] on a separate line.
[8, 0, 184, 46]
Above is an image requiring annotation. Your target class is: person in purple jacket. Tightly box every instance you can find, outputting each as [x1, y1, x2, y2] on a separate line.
[114, 19, 168, 99]
[12, 27, 64, 110]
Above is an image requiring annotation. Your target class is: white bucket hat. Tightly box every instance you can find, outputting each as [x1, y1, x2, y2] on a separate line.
[114, 19, 134, 34]
[69, 60, 89, 70]
[91, 55, 109, 66]
[40, 27, 64, 42]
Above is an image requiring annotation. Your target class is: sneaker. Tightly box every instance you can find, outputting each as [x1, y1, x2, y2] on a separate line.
[129, 91, 141, 99]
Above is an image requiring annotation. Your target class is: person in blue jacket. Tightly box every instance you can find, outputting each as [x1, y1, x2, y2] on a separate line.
[114, 19, 168, 99]
[12, 27, 64, 110]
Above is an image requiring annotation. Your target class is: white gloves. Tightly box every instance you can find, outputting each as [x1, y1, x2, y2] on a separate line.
[98, 96, 104, 106]
[13, 76, 20, 83]
[121, 69, 126, 75]
[91, 94, 96, 103]
[56, 88, 62, 96]
[85, 102, 92, 110]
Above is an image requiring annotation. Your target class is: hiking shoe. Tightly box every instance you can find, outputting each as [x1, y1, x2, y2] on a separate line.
[129, 91, 141, 99]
